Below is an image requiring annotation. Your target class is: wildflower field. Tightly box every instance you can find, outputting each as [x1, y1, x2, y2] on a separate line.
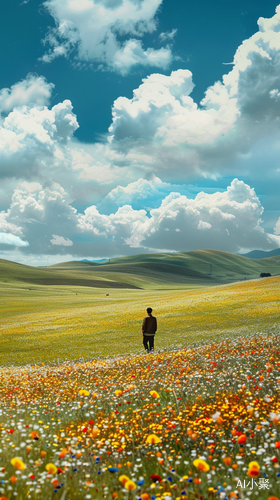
[0, 276, 280, 499]
[0, 333, 280, 500]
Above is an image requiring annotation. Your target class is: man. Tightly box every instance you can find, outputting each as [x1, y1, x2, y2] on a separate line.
[142, 307, 157, 352]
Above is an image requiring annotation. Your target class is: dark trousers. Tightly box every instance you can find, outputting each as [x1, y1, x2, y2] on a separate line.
[143, 335, 154, 352]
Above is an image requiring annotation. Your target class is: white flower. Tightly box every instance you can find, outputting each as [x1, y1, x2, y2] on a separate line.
[211, 411, 221, 421]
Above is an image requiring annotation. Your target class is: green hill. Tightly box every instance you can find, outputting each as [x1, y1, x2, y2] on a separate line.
[1, 249, 280, 290]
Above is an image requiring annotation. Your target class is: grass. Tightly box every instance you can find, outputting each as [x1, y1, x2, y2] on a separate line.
[1, 249, 280, 291]
[0, 252, 280, 499]
[0, 275, 279, 366]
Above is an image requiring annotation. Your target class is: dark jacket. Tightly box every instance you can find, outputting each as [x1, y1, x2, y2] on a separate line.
[142, 315, 157, 335]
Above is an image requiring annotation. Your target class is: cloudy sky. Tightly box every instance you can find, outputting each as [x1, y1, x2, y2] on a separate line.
[1, 0, 280, 265]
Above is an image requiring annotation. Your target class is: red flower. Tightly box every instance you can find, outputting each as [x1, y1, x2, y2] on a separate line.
[150, 474, 162, 483]
[237, 434, 247, 444]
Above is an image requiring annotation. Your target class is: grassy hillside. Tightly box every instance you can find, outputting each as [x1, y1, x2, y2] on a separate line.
[0, 274, 279, 366]
[1, 250, 280, 290]
[49, 249, 280, 288]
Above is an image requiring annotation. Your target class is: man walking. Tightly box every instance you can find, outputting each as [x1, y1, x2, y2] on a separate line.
[142, 307, 157, 352]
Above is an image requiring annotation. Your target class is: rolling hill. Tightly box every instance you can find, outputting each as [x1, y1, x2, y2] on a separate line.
[241, 248, 280, 259]
[1, 249, 280, 290]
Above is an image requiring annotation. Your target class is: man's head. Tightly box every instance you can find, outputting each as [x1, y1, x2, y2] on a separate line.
[147, 307, 152, 314]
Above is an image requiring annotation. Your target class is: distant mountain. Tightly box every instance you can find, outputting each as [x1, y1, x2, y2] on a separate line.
[241, 248, 280, 259]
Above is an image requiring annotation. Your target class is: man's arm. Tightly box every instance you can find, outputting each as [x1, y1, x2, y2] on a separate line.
[142, 318, 146, 334]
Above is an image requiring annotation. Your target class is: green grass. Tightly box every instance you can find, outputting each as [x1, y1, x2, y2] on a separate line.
[0, 273, 279, 367]
[1, 249, 280, 291]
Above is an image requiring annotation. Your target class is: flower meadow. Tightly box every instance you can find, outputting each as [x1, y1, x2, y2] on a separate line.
[0, 333, 280, 500]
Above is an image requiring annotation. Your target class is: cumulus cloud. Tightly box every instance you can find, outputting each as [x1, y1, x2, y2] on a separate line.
[124, 178, 280, 253]
[0, 232, 29, 247]
[1, 179, 279, 260]
[0, 74, 54, 116]
[105, 6, 280, 180]
[41, 0, 173, 74]
[98, 175, 176, 213]
[0, 80, 79, 179]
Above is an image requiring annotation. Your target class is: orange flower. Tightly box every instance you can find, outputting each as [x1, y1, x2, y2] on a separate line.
[26, 446, 32, 455]
[124, 480, 136, 491]
[247, 462, 260, 478]
[11, 458, 26, 470]
[141, 494, 150, 500]
[237, 434, 247, 444]
[275, 441, 280, 448]
[29, 431, 39, 439]
[40, 450, 47, 458]
[10, 476, 17, 483]
[91, 427, 100, 438]
[223, 457, 232, 466]
[268, 497, 280, 500]
[193, 459, 210, 472]
[119, 475, 129, 486]
[150, 390, 160, 398]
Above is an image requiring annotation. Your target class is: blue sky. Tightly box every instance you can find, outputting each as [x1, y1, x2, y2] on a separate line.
[1, 0, 280, 265]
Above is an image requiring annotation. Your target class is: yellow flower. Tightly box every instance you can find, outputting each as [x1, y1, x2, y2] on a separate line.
[125, 480, 137, 491]
[79, 389, 90, 396]
[248, 461, 260, 470]
[119, 475, 130, 486]
[150, 390, 160, 398]
[146, 434, 161, 444]
[193, 459, 210, 472]
[11, 458, 26, 470]
[247, 461, 260, 478]
[115, 390, 123, 396]
[46, 463, 57, 474]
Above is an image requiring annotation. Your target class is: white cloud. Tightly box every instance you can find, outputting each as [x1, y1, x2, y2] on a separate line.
[0, 89, 79, 179]
[1, 179, 279, 261]
[50, 234, 73, 246]
[274, 217, 280, 235]
[198, 220, 212, 230]
[105, 6, 280, 181]
[41, 0, 172, 74]
[99, 175, 170, 212]
[0, 232, 29, 247]
[0, 74, 54, 116]
[159, 29, 177, 43]
[125, 178, 280, 253]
